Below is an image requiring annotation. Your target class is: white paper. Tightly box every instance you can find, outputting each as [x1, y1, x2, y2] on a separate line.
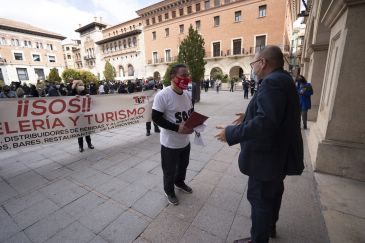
[193, 124, 206, 146]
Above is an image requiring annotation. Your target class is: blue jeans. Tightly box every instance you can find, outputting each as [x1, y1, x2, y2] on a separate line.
[247, 176, 285, 243]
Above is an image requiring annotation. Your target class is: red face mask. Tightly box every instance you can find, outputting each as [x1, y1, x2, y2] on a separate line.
[173, 76, 191, 90]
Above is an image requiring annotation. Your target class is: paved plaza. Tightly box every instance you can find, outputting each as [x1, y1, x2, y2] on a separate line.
[0, 90, 361, 243]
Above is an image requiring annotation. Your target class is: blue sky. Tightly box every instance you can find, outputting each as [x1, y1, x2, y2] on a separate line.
[0, 0, 161, 40]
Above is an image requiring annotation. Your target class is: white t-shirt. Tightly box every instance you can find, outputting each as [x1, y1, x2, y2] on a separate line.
[152, 86, 193, 149]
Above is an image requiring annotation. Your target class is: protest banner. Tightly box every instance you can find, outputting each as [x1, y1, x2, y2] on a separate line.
[0, 91, 155, 152]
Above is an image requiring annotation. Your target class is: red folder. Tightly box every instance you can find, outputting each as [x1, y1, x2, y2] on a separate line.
[184, 111, 209, 129]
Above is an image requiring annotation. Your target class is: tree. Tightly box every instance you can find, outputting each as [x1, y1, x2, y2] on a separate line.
[61, 68, 80, 82]
[163, 62, 178, 87]
[177, 25, 206, 102]
[103, 61, 116, 81]
[79, 70, 97, 85]
[48, 68, 62, 83]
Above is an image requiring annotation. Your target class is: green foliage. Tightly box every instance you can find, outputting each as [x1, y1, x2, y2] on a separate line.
[79, 70, 97, 85]
[48, 68, 62, 83]
[177, 25, 206, 82]
[61, 68, 80, 82]
[163, 62, 178, 87]
[210, 68, 223, 81]
[0, 80, 5, 87]
[103, 61, 116, 81]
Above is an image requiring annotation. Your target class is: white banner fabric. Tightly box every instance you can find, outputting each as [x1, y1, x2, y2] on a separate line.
[0, 91, 156, 152]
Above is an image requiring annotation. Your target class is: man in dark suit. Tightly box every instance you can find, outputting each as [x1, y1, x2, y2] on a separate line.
[215, 46, 304, 243]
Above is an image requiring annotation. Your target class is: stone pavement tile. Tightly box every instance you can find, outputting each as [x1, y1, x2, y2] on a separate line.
[66, 159, 97, 172]
[0, 207, 20, 242]
[149, 165, 162, 176]
[37, 166, 74, 181]
[99, 210, 149, 243]
[226, 163, 246, 178]
[236, 192, 251, 218]
[117, 167, 149, 183]
[111, 183, 149, 207]
[134, 172, 161, 190]
[88, 235, 108, 243]
[45, 221, 96, 243]
[13, 198, 59, 230]
[49, 152, 82, 166]
[7, 170, 49, 194]
[193, 169, 223, 186]
[133, 237, 151, 243]
[95, 177, 130, 197]
[1, 232, 32, 243]
[4, 191, 47, 217]
[0, 180, 18, 204]
[187, 159, 207, 172]
[91, 158, 121, 171]
[135, 160, 159, 172]
[188, 180, 216, 203]
[16, 152, 46, 164]
[315, 173, 365, 217]
[79, 200, 126, 234]
[71, 170, 112, 190]
[179, 225, 224, 243]
[322, 209, 365, 243]
[132, 190, 168, 218]
[102, 161, 132, 176]
[216, 174, 247, 195]
[62, 192, 106, 220]
[25, 158, 55, 170]
[204, 159, 230, 173]
[24, 209, 75, 243]
[141, 211, 190, 243]
[185, 169, 198, 182]
[206, 187, 242, 213]
[0, 162, 31, 180]
[192, 204, 235, 239]
[39, 178, 89, 207]
[85, 152, 109, 163]
[225, 214, 251, 243]
[212, 147, 238, 164]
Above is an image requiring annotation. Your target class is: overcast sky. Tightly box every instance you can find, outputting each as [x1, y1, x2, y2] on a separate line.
[0, 0, 160, 41]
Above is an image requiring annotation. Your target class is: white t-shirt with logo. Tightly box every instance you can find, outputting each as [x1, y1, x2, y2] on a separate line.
[152, 86, 193, 149]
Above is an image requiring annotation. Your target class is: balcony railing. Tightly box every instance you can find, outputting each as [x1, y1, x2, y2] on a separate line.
[147, 56, 177, 65]
[84, 55, 96, 60]
[0, 58, 6, 64]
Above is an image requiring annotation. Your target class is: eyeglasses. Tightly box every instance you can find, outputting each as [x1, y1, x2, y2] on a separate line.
[250, 58, 262, 69]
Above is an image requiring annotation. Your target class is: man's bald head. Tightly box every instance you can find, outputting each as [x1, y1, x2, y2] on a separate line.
[257, 45, 284, 69]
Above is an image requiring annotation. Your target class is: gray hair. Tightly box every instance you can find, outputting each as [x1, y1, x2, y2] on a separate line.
[258, 45, 284, 69]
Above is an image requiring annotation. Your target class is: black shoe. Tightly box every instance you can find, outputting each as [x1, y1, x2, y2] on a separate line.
[270, 225, 276, 238]
[175, 183, 193, 194]
[164, 192, 179, 205]
[79, 147, 84, 153]
[233, 237, 252, 243]
[146, 131, 151, 136]
[88, 144, 94, 149]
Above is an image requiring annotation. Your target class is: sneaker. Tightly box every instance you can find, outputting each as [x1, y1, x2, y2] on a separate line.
[164, 192, 179, 205]
[233, 238, 252, 243]
[146, 131, 151, 136]
[175, 183, 193, 194]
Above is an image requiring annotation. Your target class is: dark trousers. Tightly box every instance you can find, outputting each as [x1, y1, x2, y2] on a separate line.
[301, 111, 308, 128]
[247, 176, 285, 243]
[78, 136, 91, 149]
[244, 89, 249, 99]
[146, 122, 159, 132]
[161, 144, 190, 196]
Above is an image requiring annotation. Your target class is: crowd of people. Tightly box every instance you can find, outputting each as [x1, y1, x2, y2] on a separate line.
[0, 79, 164, 98]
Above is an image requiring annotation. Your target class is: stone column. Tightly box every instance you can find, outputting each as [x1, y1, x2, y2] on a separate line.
[307, 1, 365, 181]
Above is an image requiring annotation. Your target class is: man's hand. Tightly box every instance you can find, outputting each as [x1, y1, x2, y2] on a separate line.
[178, 123, 194, 134]
[215, 125, 227, 142]
[232, 113, 245, 125]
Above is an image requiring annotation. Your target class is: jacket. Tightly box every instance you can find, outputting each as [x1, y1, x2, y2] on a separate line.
[225, 68, 304, 181]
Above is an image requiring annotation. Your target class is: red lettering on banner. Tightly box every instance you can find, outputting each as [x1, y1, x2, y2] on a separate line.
[49, 99, 66, 114]
[68, 98, 81, 113]
[118, 110, 127, 119]
[32, 119, 46, 130]
[105, 112, 115, 122]
[4, 122, 17, 134]
[17, 100, 22, 117]
[23, 100, 29, 117]
[31, 100, 47, 116]
[84, 114, 93, 124]
[19, 120, 32, 132]
[87, 96, 91, 112]
[127, 109, 137, 117]
[82, 97, 86, 112]
[52, 118, 65, 128]
[69, 116, 80, 126]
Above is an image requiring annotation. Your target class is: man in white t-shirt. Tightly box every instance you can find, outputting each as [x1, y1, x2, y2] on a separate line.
[152, 64, 194, 205]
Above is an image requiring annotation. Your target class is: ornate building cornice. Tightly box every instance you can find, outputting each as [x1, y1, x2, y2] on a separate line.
[322, 0, 365, 27]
